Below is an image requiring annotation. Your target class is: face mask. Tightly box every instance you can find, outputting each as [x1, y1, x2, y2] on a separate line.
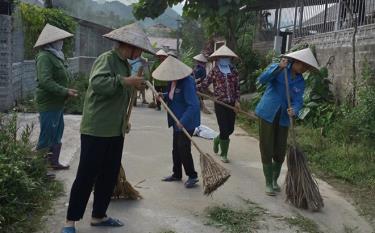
[127, 57, 142, 75]
[217, 58, 232, 75]
[51, 40, 64, 51]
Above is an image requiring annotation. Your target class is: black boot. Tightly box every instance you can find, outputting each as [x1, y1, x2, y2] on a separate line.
[49, 143, 69, 170]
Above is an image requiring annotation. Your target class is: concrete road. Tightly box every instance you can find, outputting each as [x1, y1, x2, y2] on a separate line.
[19, 100, 373, 233]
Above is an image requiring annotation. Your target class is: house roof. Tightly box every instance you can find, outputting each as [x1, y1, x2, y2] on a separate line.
[149, 36, 180, 51]
[246, 0, 338, 10]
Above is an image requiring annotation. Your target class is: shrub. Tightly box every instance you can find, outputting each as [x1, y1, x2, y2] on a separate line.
[0, 113, 62, 233]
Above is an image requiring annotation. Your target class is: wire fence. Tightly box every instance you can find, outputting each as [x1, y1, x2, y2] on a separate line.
[256, 0, 375, 39]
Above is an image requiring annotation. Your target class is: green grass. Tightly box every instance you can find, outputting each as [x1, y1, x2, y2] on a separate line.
[283, 214, 322, 233]
[205, 200, 265, 233]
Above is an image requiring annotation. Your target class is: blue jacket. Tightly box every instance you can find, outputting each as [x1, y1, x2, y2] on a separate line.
[255, 63, 305, 127]
[164, 76, 201, 131]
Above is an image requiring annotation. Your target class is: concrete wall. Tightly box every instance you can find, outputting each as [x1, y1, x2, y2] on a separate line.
[293, 24, 375, 101]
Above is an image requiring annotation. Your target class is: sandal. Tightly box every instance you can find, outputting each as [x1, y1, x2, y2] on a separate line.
[91, 217, 124, 227]
[61, 227, 76, 233]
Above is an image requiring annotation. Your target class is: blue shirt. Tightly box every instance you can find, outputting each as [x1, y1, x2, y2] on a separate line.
[164, 76, 201, 131]
[255, 63, 305, 127]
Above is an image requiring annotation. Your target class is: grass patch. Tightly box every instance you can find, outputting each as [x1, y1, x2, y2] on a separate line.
[283, 214, 322, 233]
[205, 200, 265, 233]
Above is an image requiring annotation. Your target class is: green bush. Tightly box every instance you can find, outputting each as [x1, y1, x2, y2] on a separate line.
[0, 113, 62, 233]
[19, 3, 77, 59]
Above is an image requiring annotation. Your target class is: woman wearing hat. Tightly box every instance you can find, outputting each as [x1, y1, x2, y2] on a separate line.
[34, 24, 78, 170]
[200, 45, 240, 163]
[193, 53, 211, 114]
[154, 56, 201, 188]
[255, 48, 319, 196]
[61, 23, 154, 233]
[150, 49, 168, 110]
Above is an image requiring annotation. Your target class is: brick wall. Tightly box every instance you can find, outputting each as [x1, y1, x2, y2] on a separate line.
[293, 24, 375, 101]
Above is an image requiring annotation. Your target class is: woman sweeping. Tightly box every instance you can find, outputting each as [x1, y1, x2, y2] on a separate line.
[255, 48, 319, 196]
[34, 24, 78, 170]
[200, 45, 240, 163]
[154, 56, 201, 188]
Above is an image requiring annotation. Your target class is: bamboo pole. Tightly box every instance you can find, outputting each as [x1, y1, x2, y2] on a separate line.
[196, 91, 258, 121]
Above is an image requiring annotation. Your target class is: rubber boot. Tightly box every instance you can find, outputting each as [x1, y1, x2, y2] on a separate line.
[49, 143, 69, 170]
[213, 136, 220, 154]
[219, 139, 230, 163]
[272, 162, 283, 192]
[262, 164, 275, 196]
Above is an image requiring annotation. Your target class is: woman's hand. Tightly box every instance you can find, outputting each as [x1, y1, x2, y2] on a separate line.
[67, 89, 78, 97]
[287, 107, 295, 117]
[123, 76, 146, 90]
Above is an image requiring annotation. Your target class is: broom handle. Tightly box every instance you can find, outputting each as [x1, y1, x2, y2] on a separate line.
[283, 69, 297, 144]
[145, 81, 206, 155]
[197, 91, 257, 120]
[123, 67, 144, 134]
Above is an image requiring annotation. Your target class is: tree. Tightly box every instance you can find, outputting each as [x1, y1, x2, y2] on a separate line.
[133, 0, 253, 50]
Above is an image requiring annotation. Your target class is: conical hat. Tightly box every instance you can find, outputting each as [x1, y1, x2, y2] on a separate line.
[152, 56, 192, 81]
[156, 49, 168, 56]
[282, 48, 319, 71]
[209, 45, 238, 59]
[103, 23, 155, 55]
[34, 24, 73, 48]
[193, 53, 208, 63]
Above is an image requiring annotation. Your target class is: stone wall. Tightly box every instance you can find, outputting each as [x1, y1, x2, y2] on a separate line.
[8, 56, 96, 107]
[0, 15, 12, 110]
[293, 24, 375, 101]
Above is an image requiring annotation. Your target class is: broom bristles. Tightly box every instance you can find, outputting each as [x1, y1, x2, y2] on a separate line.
[285, 145, 324, 211]
[200, 153, 231, 195]
[112, 165, 142, 200]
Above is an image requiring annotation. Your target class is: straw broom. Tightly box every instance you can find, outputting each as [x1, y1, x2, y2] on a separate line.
[145, 81, 230, 195]
[283, 69, 324, 211]
[112, 68, 144, 200]
[197, 91, 258, 121]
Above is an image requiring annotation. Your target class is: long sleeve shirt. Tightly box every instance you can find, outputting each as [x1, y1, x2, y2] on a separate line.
[35, 50, 70, 112]
[80, 50, 132, 137]
[255, 63, 305, 127]
[200, 65, 240, 104]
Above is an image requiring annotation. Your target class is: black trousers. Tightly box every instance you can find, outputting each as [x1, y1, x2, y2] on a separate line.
[155, 86, 166, 109]
[172, 130, 198, 179]
[67, 134, 124, 221]
[214, 103, 236, 140]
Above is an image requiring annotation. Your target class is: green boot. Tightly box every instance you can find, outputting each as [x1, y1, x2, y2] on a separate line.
[272, 162, 283, 192]
[213, 136, 220, 154]
[219, 139, 230, 163]
[262, 164, 275, 196]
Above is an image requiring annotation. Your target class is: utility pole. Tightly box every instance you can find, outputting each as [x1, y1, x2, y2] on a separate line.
[176, 19, 182, 58]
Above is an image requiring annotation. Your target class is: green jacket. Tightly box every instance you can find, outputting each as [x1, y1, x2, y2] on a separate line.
[35, 51, 70, 112]
[80, 50, 132, 137]
[150, 60, 167, 87]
